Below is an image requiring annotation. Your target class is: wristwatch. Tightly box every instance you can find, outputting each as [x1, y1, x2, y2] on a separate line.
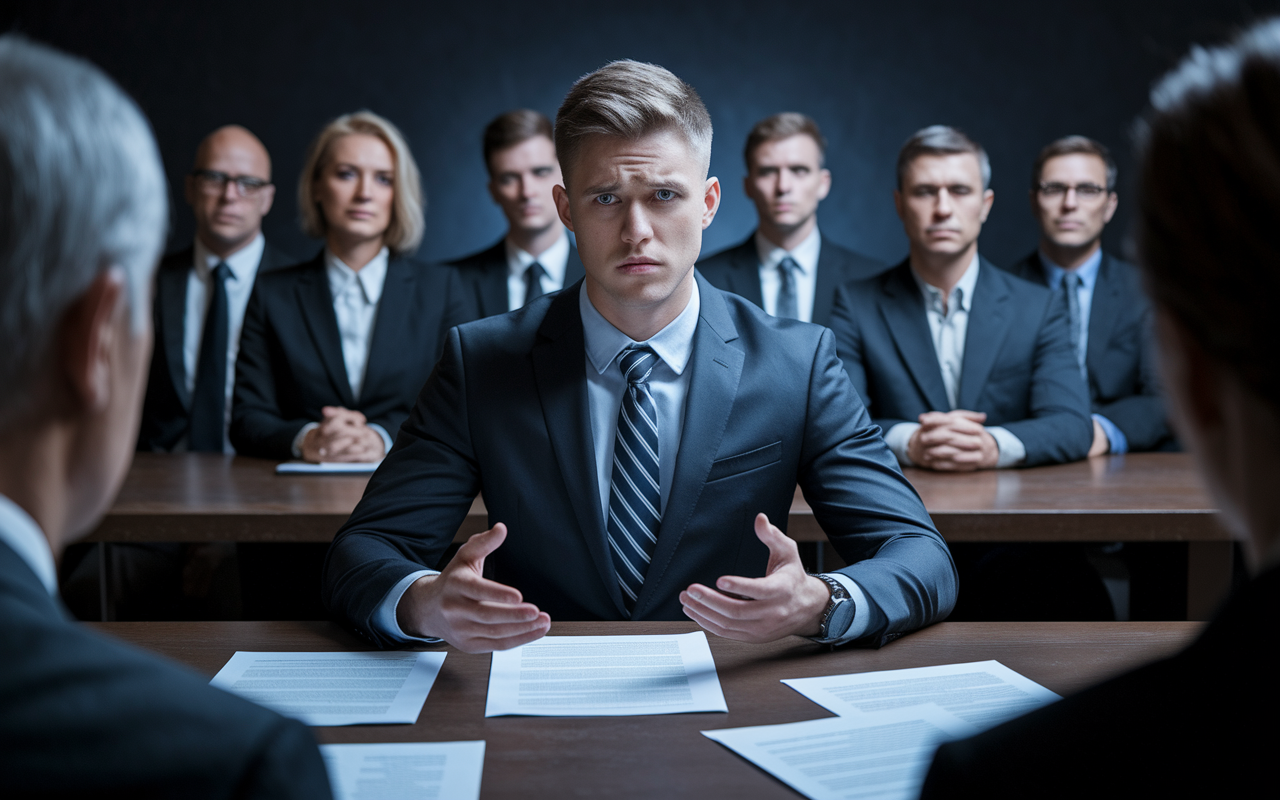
[812, 573, 856, 641]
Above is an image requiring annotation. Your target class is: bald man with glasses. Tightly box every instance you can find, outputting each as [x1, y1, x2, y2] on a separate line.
[138, 125, 294, 453]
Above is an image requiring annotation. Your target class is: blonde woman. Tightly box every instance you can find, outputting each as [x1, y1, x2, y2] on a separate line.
[232, 111, 463, 462]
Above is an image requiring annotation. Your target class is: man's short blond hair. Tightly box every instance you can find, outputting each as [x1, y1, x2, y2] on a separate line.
[554, 59, 712, 184]
[297, 110, 424, 255]
[745, 112, 827, 169]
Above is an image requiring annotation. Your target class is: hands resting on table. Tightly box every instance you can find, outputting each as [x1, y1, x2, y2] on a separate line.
[395, 513, 830, 654]
[300, 406, 386, 463]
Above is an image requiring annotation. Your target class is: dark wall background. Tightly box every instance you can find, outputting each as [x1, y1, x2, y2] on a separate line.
[6, 0, 1279, 267]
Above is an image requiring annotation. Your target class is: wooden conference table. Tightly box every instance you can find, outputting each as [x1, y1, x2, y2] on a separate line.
[89, 619, 1199, 799]
[90, 452, 1230, 616]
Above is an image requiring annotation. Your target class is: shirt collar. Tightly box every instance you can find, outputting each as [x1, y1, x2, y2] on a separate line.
[0, 494, 57, 595]
[913, 252, 981, 314]
[193, 233, 265, 284]
[506, 230, 570, 285]
[1040, 247, 1103, 292]
[325, 246, 390, 305]
[754, 226, 821, 275]
[581, 279, 700, 377]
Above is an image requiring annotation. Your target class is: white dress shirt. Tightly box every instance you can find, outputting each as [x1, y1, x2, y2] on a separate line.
[755, 226, 821, 323]
[183, 234, 266, 453]
[289, 247, 393, 457]
[505, 231, 570, 311]
[883, 255, 1026, 468]
[372, 280, 871, 644]
[0, 494, 56, 595]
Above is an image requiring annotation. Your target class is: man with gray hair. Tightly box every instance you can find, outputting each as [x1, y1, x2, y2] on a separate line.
[0, 36, 331, 797]
[698, 112, 884, 326]
[323, 60, 955, 654]
[829, 125, 1091, 470]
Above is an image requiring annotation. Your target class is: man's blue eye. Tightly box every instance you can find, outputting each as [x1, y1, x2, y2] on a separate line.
[656, 189, 675, 201]
[597, 194, 616, 205]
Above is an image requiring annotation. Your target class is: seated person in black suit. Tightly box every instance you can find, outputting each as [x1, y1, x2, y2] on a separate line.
[138, 125, 292, 454]
[923, 20, 1280, 796]
[697, 113, 884, 326]
[1007, 135, 1174, 453]
[446, 109, 585, 318]
[322, 60, 956, 655]
[0, 36, 330, 797]
[830, 126, 1092, 470]
[232, 110, 464, 462]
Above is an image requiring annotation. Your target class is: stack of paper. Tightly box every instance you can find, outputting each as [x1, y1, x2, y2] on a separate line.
[320, 742, 485, 800]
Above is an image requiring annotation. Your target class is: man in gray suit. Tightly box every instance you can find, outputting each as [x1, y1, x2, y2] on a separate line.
[0, 36, 331, 797]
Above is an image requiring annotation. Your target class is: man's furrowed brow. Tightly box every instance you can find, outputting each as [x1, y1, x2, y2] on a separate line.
[582, 181, 621, 195]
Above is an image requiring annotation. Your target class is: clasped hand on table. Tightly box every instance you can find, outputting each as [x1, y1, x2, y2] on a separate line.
[300, 405, 386, 463]
[396, 513, 830, 653]
[907, 409, 1000, 471]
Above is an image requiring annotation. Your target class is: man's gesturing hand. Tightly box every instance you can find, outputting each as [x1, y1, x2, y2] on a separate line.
[679, 513, 831, 643]
[396, 523, 550, 653]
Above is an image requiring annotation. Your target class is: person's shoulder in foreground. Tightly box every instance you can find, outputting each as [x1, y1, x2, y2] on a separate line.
[0, 34, 330, 798]
[922, 17, 1280, 797]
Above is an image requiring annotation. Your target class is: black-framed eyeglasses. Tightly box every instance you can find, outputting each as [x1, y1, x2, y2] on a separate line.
[191, 170, 271, 197]
[1037, 182, 1109, 199]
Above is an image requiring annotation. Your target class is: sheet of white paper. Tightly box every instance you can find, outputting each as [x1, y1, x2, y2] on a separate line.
[320, 741, 485, 800]
[485, 632, 728, 717]
[703, 706, 979, 800]
[209, 651, 445, 726]
[275, 460, 382, 474]
[783, 660, 1060, 730]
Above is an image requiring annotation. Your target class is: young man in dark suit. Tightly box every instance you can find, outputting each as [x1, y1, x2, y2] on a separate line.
[137, 125, 292, 453]
[446, 109, 585, 319]
[0, 36, 331, 797]
[323, 60, 956, 654]
[830, 126, 1092, 470]
[1006, 136, 1173, 453]
[696, 113, 884, 327]
[923, 21, 1280, 795]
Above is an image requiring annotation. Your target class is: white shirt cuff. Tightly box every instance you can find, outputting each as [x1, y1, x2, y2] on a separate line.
[884, 422, 920, 467]
[809, 573, 873, 644]
[986, 425, 1026, 468]
[367, 423, 394, 456]
[290, 422, 319, 459]
[372, 568, 444, 644]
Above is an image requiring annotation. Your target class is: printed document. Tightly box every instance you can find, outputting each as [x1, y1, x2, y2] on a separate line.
[210, 651, 446, 726]
[275, 460, 381, 474]
[320, 741, 485, 800]
[485, 632, 728, 717]
[782, 660, 1060, 730]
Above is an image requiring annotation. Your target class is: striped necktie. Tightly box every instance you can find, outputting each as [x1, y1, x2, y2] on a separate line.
[606, 345, 662, 614]
[776, 256, 800, 319]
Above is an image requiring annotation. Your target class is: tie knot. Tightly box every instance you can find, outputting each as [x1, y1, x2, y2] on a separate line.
[212, 262, 232, 283]
[1064, 271, 1081, 290]
[778, 256, 799, 275]
[619, 345, 658, 386]
[526, 261, 546, 280]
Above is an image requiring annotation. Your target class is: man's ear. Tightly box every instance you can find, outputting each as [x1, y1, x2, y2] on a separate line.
[553, 183, 574, 232]
[702, 176, 721, 230]
[61, 267, 127, 415]
[817, 168, 832, 202]
[257, 183, 276, 217]
[893, 189, 905, 222]
[979, 188, 995, 224]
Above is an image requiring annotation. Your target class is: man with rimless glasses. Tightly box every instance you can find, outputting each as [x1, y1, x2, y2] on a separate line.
[1006, 136, 1174, 454]
[137, 125, 293, 453]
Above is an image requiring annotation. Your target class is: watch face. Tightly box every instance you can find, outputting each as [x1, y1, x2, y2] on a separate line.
[827, 598, 856, 639]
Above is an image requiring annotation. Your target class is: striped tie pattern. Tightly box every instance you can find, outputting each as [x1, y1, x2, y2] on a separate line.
[607, 345, 662, 613]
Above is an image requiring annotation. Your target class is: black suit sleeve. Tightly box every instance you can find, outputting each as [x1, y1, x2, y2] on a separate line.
[1092, 312, 1172, 451]
[828, 283, 911, 434]
[322, 326, 480, 647]
[800, 328, 958, 646]
[230, 285, 312, 459]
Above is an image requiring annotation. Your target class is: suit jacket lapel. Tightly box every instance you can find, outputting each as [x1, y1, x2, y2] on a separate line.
[1085, 254, 1120, 379]
[957, 258, 1013, 410]
[295, 255, 357, 408]
[811, 234, 842, 326]
[362, 258, 412, 406]
[717, 236, 764, 307]
[477, 240, 509, 318]
[565, 243, 586, 287]
[631, 276, 743, 618]
[531, 286, 625, 616]
[878, 263, 951, 412]
[157, 250, 192, 409]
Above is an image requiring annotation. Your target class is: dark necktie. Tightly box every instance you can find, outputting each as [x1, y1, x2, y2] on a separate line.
[523, 262, 547, 307]
[189, 262, 231, 452]
[776, 256, 800, 319]
[1063, 272, 1085, 377]
[606, 345, 661, 614]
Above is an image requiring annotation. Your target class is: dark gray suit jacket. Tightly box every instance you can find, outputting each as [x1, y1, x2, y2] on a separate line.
[829, 258, 1093, 466]
[323, 275, 957, 648]
[230, 251, 466, 460]
[137, 242, 292, 452]
[446, 237, 586, 321]
[1006, 251, 1173, 451]
[695, 232, 886, 327]
[0, 541, 332, 798]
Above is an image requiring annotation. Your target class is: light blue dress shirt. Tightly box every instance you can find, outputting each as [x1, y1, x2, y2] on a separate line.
[1039, 248, 1128, 454]
[0, 494, 56, 595]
